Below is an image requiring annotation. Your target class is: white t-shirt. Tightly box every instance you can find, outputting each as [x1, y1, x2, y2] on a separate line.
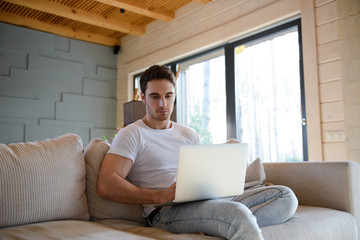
[108, 119, 201, 217]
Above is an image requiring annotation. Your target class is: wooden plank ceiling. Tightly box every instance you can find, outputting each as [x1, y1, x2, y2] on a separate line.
[0, 0, 211, 47]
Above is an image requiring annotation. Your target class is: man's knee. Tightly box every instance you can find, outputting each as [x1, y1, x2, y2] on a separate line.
[280, 186, 298, 218]
[209, 201, 262, 239]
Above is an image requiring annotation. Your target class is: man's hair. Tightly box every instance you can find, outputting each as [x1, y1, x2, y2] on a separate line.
[140, 65, 176, 94]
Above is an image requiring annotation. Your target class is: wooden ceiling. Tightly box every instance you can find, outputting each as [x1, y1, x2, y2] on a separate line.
[0, 0, 211, 47]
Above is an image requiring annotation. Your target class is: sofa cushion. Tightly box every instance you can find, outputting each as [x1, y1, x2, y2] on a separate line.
[0, 220, 155, 240]
[95, 206, 358, 240]
[95, 219, 222, 240]
[261, 205, 358, 240]
[84, 138, 147, 224]
[0, 134, 89, 228]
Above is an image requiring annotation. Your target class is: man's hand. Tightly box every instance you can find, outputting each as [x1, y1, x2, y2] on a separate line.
[157, 182, 176, 204]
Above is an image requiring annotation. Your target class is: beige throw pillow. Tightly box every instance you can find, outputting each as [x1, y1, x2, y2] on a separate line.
[84, 138, 147, 224]
[0, 134, 89, 228]
[244, 158, 266, 189]
[226, 139, 266, 189]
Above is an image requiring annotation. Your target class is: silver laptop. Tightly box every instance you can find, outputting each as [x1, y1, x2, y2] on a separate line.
[156, 143, 248, 207]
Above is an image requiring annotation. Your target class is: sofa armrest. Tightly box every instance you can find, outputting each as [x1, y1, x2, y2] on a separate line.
[263, 161, 360, 233]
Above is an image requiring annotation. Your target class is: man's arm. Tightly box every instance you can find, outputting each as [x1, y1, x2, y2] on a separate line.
[97, 153, 175, 205]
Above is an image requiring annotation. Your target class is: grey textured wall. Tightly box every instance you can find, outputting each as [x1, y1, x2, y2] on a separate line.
[0, 23, 117, 146]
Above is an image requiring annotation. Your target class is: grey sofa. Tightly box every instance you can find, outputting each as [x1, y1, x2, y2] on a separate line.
[0, 134, 359, 240]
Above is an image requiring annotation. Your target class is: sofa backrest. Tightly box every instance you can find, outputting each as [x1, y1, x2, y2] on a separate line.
[84, 138, 147, 225]
[0, 134, 90, 228]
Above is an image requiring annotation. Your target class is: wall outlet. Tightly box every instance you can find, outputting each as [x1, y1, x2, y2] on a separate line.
[324, 131, 346, 143]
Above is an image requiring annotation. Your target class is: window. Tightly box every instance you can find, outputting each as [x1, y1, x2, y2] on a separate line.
[230, 24, 306, 162]
[176, 49, 227, 144]
[134, 75, 141, 90]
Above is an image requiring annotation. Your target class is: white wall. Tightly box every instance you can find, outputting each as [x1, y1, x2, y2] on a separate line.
[0, 23, 117, 146]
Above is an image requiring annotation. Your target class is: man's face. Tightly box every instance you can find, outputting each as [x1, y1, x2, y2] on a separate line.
[141, 79, 175, 122]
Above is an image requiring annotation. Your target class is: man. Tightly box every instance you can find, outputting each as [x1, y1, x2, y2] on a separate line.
[97, 65, 298, 240]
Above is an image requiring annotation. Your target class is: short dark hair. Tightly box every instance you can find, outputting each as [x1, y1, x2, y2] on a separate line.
[140, 65, 176, 94]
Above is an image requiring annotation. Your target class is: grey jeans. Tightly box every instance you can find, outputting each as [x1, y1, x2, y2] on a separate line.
[151, 185, 298, 240]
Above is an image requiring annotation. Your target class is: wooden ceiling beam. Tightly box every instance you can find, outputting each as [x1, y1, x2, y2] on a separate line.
[192, 0, 212, 4]
[3, 0, 145, 36]
[0, 12, 120, 47]
[94, 0, 174, 22]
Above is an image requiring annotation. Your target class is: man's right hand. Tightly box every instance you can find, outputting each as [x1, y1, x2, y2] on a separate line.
[157, 182, 176, 204]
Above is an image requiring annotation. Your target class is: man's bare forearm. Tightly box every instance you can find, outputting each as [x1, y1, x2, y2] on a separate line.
[97, 172, 162, 204]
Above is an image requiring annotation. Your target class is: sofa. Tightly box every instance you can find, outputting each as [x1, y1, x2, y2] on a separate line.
[0, 133, 358, 240]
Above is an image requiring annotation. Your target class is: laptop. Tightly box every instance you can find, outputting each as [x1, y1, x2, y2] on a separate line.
[155, 143, 248, 207]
